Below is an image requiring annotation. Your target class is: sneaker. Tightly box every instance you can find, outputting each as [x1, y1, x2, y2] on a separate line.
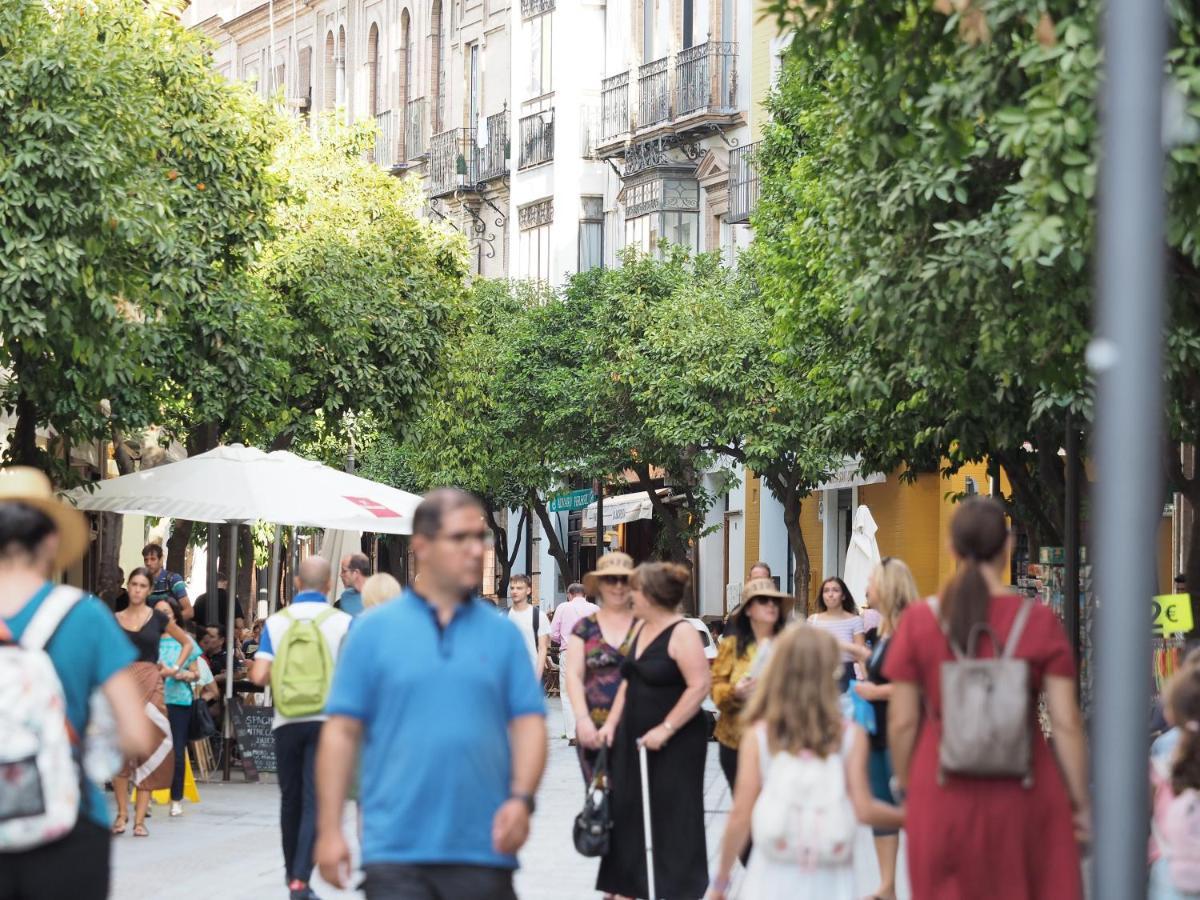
[288, 881, 321, 900]
[169, 801, 183, 818]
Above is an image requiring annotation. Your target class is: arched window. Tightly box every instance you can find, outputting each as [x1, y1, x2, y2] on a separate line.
[324, 31, 336, 109]
[367, 23, 380, 117]
[337, 25, 347, 107]
[400, 10, 412, 156]
[430, 0, 444, 132]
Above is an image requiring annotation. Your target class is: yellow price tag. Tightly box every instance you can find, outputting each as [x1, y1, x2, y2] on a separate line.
[1153, 593, 1193, 635]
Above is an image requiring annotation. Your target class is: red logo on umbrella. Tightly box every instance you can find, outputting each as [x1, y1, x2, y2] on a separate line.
[344, 497, 401, 518]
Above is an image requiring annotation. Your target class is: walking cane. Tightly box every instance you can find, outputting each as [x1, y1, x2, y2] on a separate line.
[638, 740, 657, 900]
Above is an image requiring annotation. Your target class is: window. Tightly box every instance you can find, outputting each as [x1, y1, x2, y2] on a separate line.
[468, 43, 480, 130]
[527, 13, 552, 98]
[682, 0, 693, 50]
[579, 196, 604, 271]
[642, 0, 654, 60]
[519, 199, 554, 283]
[337, 26, 346, 107]
[367, 23, 380, 117]
[324, 32, 335, 109]
[399, 11, 411, 147]
[431, 0, 445, 132]
[622, 174, 699, 256]
[297, 46, 313, 112]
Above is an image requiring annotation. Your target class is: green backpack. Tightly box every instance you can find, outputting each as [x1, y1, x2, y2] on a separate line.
[271, 607, 338, 718]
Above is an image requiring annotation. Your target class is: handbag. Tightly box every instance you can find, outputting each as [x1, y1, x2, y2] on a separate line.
[187, 696, 217, 742]
[573, 746, 612, 857]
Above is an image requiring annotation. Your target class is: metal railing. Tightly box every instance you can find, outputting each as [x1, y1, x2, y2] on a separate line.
[601, 72, 630, 139]
[373, 110, 395, 166]
[405, 97, 427, 160]
[428, 128, 478, 196]
[520, 0, 554, 15]
[728, 141, 761, 224]
[518, 110, 554, 169]
[479, 109, 509, 180]
[638, 57, 671, 128]
[675, 41, 737, 117]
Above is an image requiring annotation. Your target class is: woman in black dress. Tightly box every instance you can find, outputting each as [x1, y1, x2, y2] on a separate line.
[596, 562, 712, 899]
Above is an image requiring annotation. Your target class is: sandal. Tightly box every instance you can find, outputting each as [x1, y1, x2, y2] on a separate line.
[132, 821, 149, 837]
[111, 817, 126, 835]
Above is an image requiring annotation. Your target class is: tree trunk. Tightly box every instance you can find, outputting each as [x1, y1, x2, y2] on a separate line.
[529, 490, 571, 586]
[633, 464, 692, 564]
[780, 484, 811, 615]
[239, 524, 255, 616]
[166, 520, 192, 579]
[11, 394, 40, 469]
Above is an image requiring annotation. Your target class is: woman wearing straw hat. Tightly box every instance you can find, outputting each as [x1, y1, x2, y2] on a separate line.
[711, 579, 793, 814]
[565, 552, 637, 782]
[0, 467, 155, 899]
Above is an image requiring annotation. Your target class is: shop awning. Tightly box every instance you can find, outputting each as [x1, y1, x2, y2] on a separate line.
[815, 458, 887, 493]
[582, 489, 670, 529]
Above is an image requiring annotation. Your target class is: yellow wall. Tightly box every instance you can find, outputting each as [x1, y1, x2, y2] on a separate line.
[748, 1, 779, 138]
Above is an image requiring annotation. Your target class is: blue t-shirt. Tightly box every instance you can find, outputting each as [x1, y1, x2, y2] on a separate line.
[159, 636, 202, 707]
[3, 583, 136, 827]
[326, 589, 545, 868]
[337, 588, 364, 617]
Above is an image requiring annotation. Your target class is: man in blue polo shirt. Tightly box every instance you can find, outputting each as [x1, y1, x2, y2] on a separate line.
[316, 488, 547, 900]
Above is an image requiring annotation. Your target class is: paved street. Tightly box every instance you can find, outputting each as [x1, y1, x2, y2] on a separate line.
[110, 700, 908, 899]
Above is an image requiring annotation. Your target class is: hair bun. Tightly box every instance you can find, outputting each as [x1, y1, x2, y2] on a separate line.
[665, 562, 691, 587]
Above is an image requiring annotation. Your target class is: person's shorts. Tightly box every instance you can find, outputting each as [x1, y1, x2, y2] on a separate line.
[362, 863, 516, 900]
[867, 747, 900, 837]
[0, 820, 109, 900]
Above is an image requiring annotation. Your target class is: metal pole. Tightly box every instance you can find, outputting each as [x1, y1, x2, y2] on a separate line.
[1064, 414, 1081, 669]
[267, 523, 283, 615]
[1092, 0, 1165, 893]
[594, 478, 604, 562]
[287, 527, 299, 604]
[206, 523, 219, 628]
[224, 524, 239, 703]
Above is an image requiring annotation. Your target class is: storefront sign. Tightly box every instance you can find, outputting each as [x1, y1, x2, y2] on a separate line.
[1153, 593, 1193, 636]
[548, 488, 596, 512]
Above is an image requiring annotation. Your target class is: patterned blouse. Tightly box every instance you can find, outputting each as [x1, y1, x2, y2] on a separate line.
[573, 613, 637, 728]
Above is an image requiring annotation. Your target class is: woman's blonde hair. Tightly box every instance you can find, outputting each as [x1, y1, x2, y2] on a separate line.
[873, 557, 919, 630]
[741, 625, 843, 756]
[362, 573, 402, 609]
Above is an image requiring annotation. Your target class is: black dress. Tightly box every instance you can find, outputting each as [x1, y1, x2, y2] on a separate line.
[596, 621, 708, 899]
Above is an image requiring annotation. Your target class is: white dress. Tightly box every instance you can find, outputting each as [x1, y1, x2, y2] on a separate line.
[740, 723, 857, 900]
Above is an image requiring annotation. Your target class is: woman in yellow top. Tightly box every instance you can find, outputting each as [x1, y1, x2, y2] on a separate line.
[711, 578, 794, 802]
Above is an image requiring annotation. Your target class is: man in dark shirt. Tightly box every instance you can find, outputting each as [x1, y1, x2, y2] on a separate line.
[199, 624, 231, 677]
[193, 573, 245, 630]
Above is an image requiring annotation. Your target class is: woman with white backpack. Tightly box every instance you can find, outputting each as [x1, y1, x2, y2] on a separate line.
[708, 626, 903, 900]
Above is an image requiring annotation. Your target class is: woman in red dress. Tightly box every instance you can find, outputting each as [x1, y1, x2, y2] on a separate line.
[884, 497, 1090, 899]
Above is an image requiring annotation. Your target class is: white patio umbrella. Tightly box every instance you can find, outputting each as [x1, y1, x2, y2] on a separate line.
[66, 444, 419, 534]
[842, 504, 881, 612]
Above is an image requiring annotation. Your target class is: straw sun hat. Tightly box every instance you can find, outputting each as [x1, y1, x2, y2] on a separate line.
[582, 551, 636, 595]
[729, 577, 797, 623]
[0, 467, 88, 569]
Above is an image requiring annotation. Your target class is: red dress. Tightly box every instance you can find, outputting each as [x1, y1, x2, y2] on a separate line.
[883, 595, 1082, 900]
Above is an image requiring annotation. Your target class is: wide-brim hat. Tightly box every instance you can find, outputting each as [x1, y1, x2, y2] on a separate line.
[0, 467, 89, 569]
[731, 577, 796, 623]
[583, 551, 636, 595]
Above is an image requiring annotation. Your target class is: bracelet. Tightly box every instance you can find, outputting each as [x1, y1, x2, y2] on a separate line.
[662, 720, 674, 733]
[710, 876, 731, 892]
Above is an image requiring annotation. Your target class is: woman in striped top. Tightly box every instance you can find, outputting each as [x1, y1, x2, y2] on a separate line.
[809, 576, 865, 691]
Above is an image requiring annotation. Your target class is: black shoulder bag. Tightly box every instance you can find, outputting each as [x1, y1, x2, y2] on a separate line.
[573, 746, 612, 857]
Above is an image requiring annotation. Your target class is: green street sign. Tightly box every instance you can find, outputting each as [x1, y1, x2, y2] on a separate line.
[548, 488, 597, 512]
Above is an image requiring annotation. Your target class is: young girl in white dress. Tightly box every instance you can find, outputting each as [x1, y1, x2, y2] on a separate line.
[708, 626, 904, 900]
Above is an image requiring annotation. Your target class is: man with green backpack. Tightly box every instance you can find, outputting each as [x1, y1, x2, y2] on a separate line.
[250, 556, 352, 900]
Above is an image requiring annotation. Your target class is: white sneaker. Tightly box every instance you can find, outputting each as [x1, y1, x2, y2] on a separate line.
[169, 802, 183, 818]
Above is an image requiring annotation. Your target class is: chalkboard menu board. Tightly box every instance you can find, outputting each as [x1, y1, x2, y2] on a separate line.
[229, 699, 277, 780]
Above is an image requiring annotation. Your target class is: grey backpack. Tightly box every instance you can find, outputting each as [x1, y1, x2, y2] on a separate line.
[938, 598, 1034, 787]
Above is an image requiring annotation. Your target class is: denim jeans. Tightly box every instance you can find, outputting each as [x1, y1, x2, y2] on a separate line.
[166, 703, 192, 802]
[275, 721, 322, 884]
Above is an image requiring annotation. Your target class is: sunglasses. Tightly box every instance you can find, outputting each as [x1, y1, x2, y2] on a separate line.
[750, 596, 782, 607]
[599, 575, 629, 585]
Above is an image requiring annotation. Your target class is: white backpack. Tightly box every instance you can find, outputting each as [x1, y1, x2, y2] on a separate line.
[0, 587, 85, 851]
[1153, 755, 1200, 893]
[751, 721, 858, 868]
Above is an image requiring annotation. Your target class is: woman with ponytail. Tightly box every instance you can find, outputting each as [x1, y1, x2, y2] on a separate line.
[883, 497, 1089, 899]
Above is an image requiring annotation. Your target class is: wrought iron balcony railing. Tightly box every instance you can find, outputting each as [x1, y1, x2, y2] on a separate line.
[372, 110, 395, 166]
[637, 57, 671, 129]
[518, 110, 554, 169]
[601, 72, 630, 140]
[428, 128, 479, 197]
[479, 110, 509, 180]
[728, 140, 761, 224]
[675, 41, 737, 118]
[405, 97, 427, 160]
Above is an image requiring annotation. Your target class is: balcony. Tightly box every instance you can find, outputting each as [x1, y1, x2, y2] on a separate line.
[428, 128, 479, 197]
[638, 57, 671, 128]
[601, 72, 630, 141]
[675, 42, 737, 118]
[405, 97, 427, 161]
[372, 110, 395, 167]
[479, 110, 509, 181]
[518, 110, 554, 169]
[728, 141, 761, 224]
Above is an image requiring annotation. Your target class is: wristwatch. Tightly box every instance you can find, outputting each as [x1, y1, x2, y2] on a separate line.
[889, 775, 907, 804]
[511, 792, 536, 814]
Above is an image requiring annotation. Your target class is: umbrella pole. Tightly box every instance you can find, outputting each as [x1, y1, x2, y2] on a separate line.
[267, 524, 283, 616]
[223, 523, 239, 782]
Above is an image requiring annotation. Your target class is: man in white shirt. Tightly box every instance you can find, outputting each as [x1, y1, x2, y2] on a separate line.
[549, 582, 598, 743]
[505, 574, 548, 683]
[250, 557, 352, 900]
